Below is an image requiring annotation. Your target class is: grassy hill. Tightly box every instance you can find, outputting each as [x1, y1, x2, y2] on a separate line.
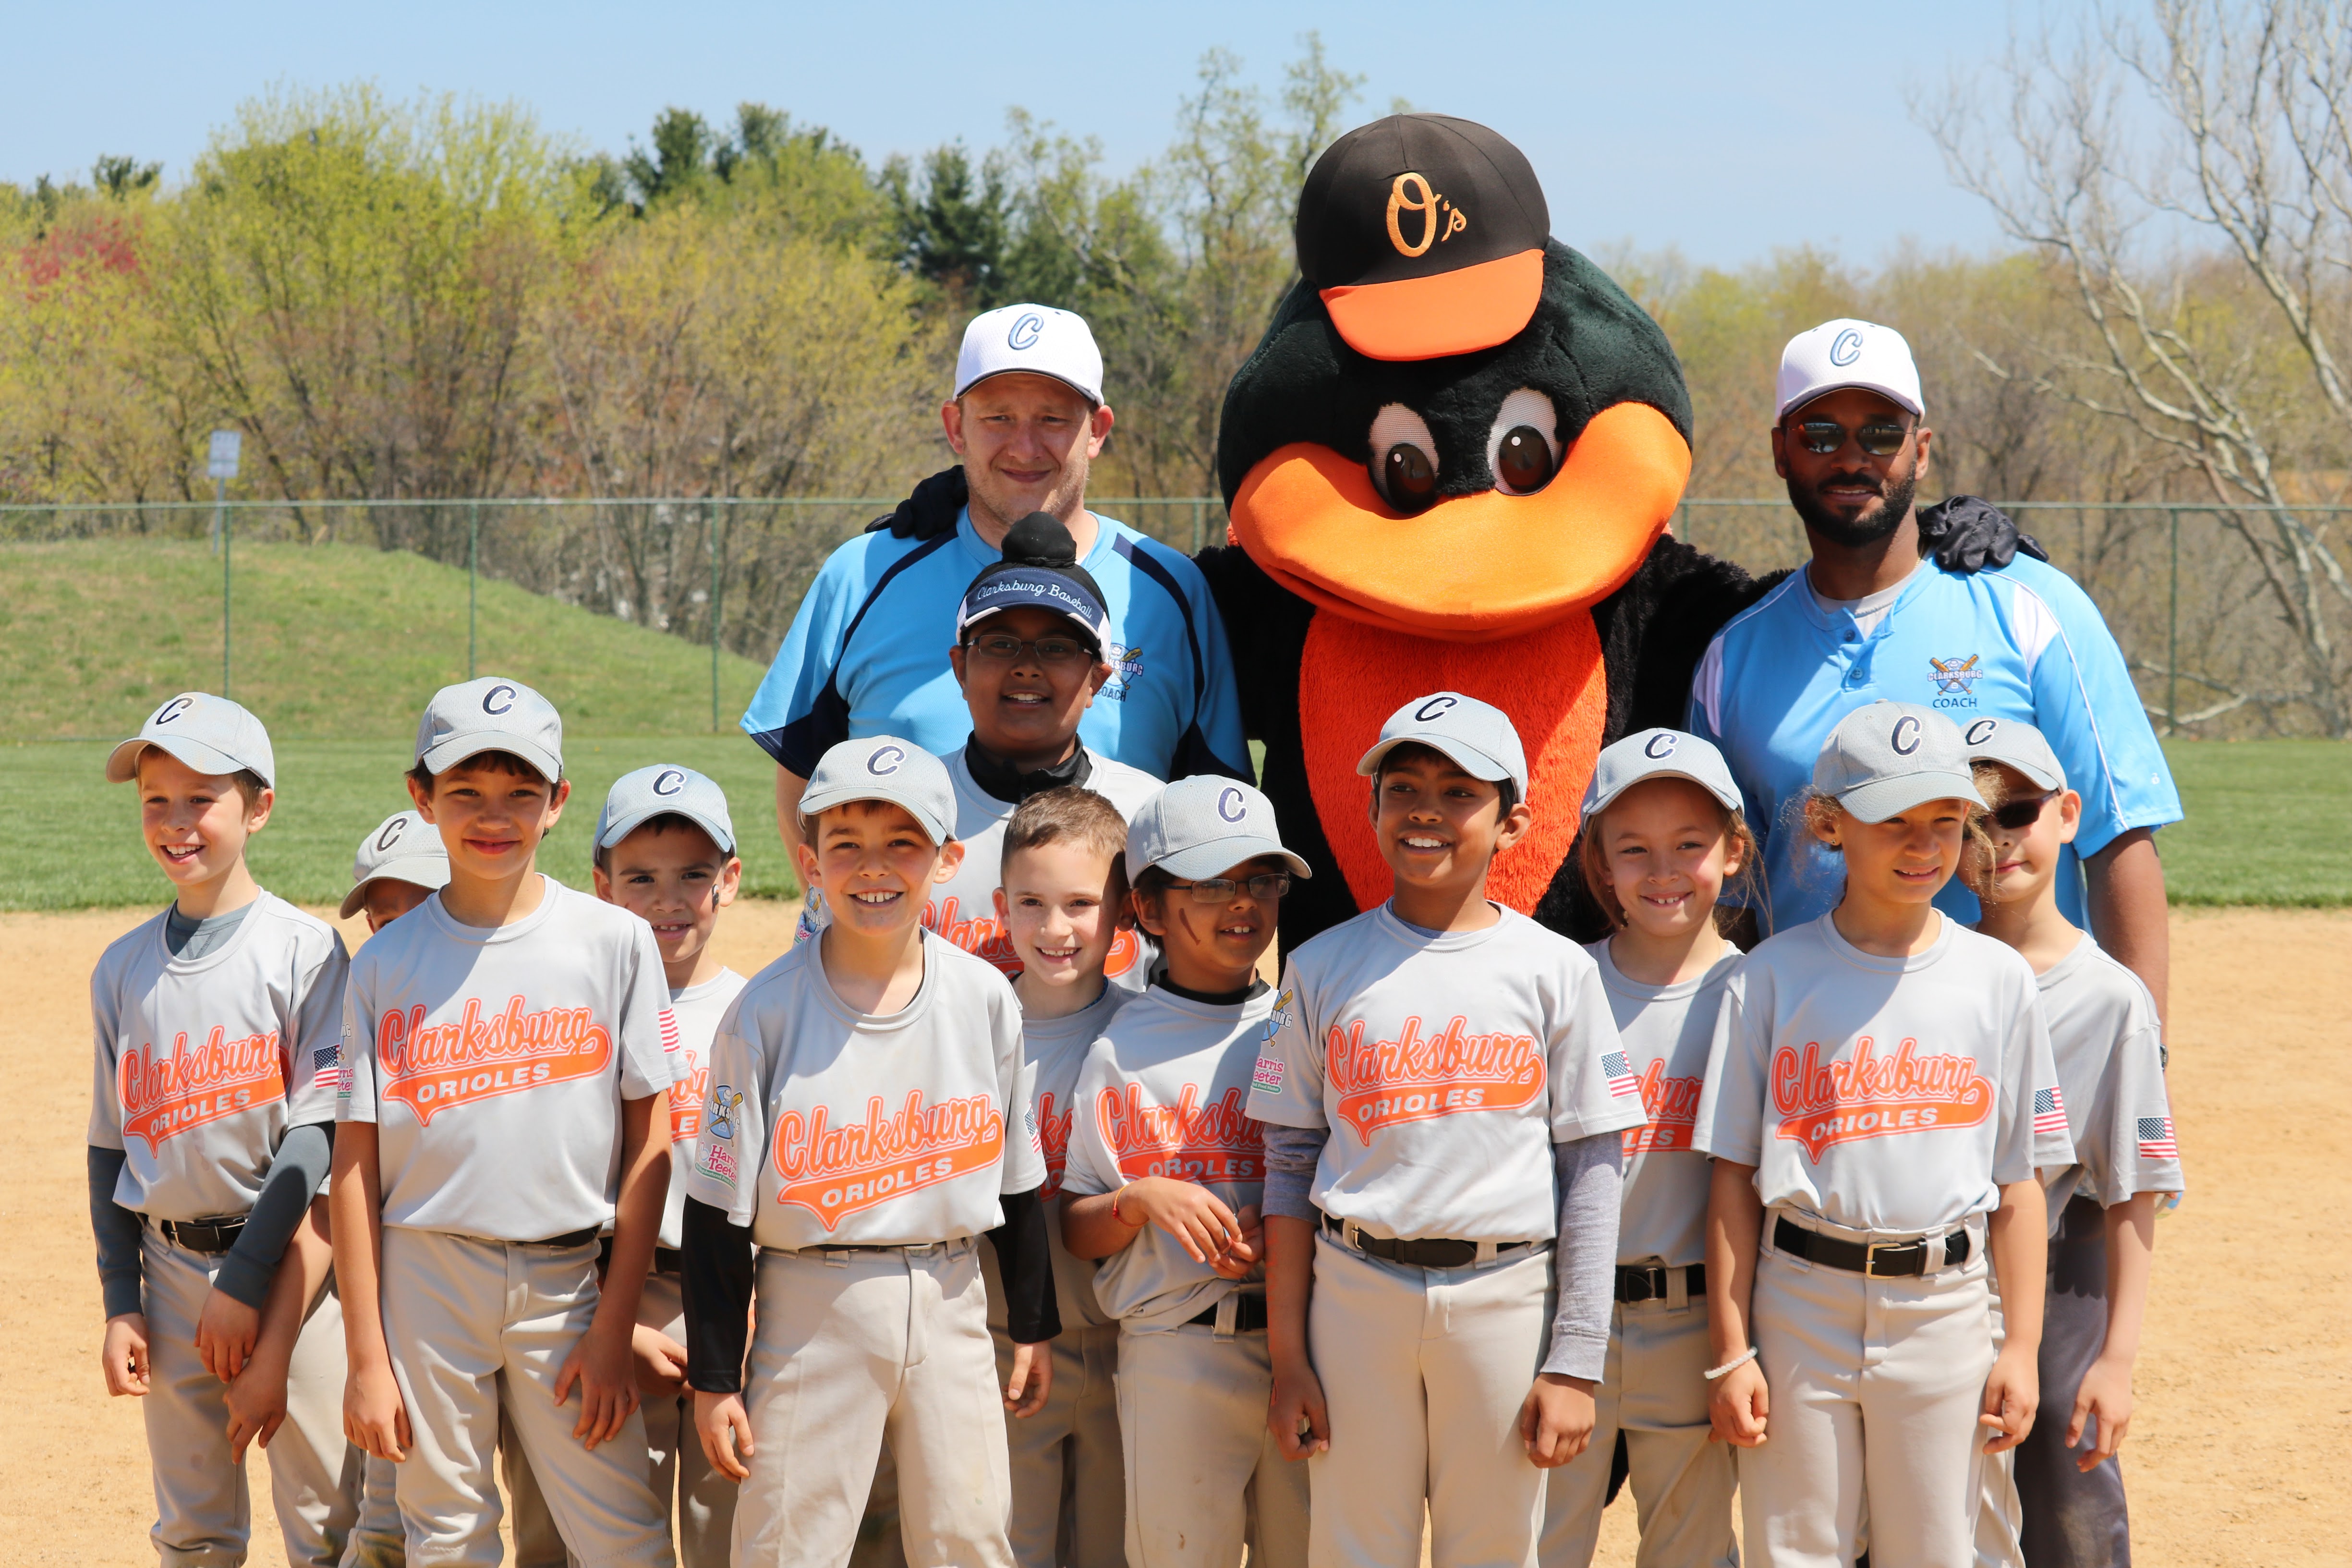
[1, 539, 2343, 911]
[0, 539, 768, 741]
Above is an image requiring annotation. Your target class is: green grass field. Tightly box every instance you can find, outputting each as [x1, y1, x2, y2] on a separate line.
[0, 538, 2342, 910]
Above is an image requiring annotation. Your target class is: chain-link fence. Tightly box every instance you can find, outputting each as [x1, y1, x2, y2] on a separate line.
[5, 494, 2345, 738]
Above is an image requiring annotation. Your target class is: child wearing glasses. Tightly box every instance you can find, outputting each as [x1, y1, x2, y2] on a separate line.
[1960, 718, 2181, 1568]
[1697, 701, 2068, 1568]
[794, 511, 1164, 992]
[1249, 693, 1647, 1568]
[1059, 776, 1314, 1568]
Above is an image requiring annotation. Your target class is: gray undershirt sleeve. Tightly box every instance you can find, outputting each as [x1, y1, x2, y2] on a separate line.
[213, 1122, 335, 1310]
[1258, 1123, 1328, 1224]
[87, 1146, 145, 1320]
[1543, 1132, 1625, 1379]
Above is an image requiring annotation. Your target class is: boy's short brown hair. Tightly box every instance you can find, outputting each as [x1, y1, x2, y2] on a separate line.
[132, 751, 270, 811]
[1370, 740, 1521, 818]
[1002, 787, 1129, 897]
[406, 749, 558, 792]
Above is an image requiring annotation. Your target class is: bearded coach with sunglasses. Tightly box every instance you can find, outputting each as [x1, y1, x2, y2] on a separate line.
[743, 303, 1249, 855]
[1687, 318, 2181, 1008]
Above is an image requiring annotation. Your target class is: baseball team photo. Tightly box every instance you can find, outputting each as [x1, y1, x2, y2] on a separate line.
[2, 5, 2346, 1568]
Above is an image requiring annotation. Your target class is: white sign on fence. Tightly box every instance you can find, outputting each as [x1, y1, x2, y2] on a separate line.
[206, 429, 242, 480]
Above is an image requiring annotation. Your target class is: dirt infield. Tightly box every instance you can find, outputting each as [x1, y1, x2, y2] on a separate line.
[3, 904, 2342, 1567]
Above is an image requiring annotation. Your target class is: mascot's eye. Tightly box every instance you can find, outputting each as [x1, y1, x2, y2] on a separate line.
[1383, 446, 1438, 512]
[1486, 389, 1562, 495]
[1369, 403, 1442, 515]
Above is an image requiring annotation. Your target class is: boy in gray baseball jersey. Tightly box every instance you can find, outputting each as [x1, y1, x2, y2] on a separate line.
[89, 693, 362, 1568]
[1962, 719, 2182, 1568]
[1249, 693, 1646, 1568]
[1697, 701, 2066, 1568]
[1059, 775, 1312, 1568]
[987, 787, 1138, 1568]
[332, 678, 679, 1568]
[681, 737, 1057, 1568]
[1541, 730, 1756, 1568]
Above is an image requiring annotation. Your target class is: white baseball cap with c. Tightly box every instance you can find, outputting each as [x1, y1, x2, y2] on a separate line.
[955, 304, 1104, 407]
[1777, 318, 1923, 419]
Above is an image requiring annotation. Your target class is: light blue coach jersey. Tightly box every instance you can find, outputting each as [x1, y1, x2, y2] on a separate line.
[742, 508, 1249, 782]
[1687, 554, 2180, 932]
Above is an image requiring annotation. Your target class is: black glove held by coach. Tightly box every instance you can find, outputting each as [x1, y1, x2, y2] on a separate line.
[1916, 494, 2047, 573]
[865, 465, 969, 540]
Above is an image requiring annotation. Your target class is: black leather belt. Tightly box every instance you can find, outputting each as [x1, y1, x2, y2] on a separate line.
[530, 1226, 601, 1250]
[654, 1245, 683, 1275]
[1614, 1263, 1705, 1303]
[1321, 1213, 1542, 1270]
[1187, 1292, 1269, 1332]
[158, 1216, 245, 1253]
[1773, 1217, 1970, 1277]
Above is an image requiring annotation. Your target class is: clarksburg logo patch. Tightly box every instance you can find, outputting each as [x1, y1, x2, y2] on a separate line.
[1770, 1037, 1992, 1163]
[1102, 642, 1143, 700]
[1929, 655, 1984, 711]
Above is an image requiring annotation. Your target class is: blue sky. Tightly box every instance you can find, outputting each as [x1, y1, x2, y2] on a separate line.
[5, 1, 2042, 268]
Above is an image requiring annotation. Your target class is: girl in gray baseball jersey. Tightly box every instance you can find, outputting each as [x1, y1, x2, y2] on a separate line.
[680, 737, 1056, 1568]
[89, 693, 362, 1568]
[1696, 701, 2064, 1568]
[986, 787, 1139, 1568]
[1249, 694, 1647, 1568]
[332, 679, 679, 1568]
[1540, 730, 1756, 1568]
[1059, 775, 1312, 1568]
[1960, 719, 2182, 1568]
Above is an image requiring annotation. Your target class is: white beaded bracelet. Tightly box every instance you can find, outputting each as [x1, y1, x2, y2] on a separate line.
[1704, 1346, 1758, 1381]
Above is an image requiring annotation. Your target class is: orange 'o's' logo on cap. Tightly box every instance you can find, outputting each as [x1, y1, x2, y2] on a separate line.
[1385, 172, 1467, 259]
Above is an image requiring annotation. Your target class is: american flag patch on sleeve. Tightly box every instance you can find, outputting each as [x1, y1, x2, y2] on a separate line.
[658, 1009, 680, 1055]
[1602, 1052, 1640, 1098]
[2136, 1117, 2178, 1159]
[2032, 1086, 2069, 1137]
[312, 1042, 343, 1092]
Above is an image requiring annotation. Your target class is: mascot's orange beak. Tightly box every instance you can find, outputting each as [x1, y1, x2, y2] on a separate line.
[1228, 401, 1691, 644]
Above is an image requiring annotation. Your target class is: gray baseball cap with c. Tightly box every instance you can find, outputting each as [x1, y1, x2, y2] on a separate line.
[340, 810, 451, 919]
[799, 737, 956, 847]
[1127, 775, 1311, 882]
[597, 764, 738, 857]
[107, 692, 277, 787]
[1581, 729, 1743, 819]
[1354, 691, 1529, 796]
[414, 676, 564, 780]
[1813, 701, 1983, 822]
[1958, 716, 2067, 793]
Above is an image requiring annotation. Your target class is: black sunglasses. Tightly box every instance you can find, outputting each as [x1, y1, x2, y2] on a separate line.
[1986, 790, 2058, 831]
[963, 633, 1094, 668]
[1790, 417, 1915, 457]
[1165, 873, 1292, 903]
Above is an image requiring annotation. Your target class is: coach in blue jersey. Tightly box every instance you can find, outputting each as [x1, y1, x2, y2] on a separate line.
[742, 304, 1248, 850]
[1688, 319, 2180, 1007]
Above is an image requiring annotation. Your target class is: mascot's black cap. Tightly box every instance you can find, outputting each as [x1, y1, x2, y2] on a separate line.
[1296, 114, 1550, 363]
[955, 512, 1111, 653]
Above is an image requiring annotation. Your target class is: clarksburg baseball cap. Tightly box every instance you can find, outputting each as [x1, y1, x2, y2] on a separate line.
[107, 692, 276, 787]
[957, 512, 1112, 652]
[955, 304, 1103, 406]
[1581, 729, 1742, 819]
[339, 810, 450, 919]
[1355, 692, 1529, 797]
[1127, 775, 1311, 882]
[800, 737, 956, 847]
[1813, 701, 1983, 823]
[1959, 716, 2067, 793]
[597, 764, 738, 857]
[1777, 318, 1923, 419]
[414, 676, 563, 780]
[1297, 114, 1550, 362]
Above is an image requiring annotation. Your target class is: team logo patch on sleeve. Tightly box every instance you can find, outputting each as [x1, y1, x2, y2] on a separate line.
[2136, 1116, 2178, 1159]
[1252, 1055, 1285, 1093]
[2032, 1085, 2070, 1138]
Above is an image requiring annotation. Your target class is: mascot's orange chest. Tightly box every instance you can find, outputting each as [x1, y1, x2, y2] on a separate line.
[1299, 611, 1608, 914]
